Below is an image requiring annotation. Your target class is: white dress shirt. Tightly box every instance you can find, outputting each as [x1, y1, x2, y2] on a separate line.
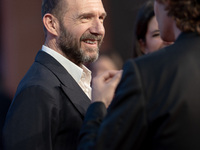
[42, 45, 92, 99]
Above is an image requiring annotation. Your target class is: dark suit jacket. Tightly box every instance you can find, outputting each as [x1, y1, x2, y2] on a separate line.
[2, 51, 91, 150]
[78, 32, 200, 150]
[0, 93, 11, 149]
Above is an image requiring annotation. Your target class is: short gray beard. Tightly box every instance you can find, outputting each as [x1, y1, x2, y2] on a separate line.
[57, 20, 102, 65]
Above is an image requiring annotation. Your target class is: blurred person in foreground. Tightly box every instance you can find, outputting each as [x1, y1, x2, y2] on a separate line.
[78, 0, 200, 149]
[133, 0, 172, 57]
[2, 0, 111, 149]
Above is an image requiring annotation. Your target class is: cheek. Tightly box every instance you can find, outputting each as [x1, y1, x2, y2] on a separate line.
[72, 26, 88, 40]
[146, 37, 162, 52]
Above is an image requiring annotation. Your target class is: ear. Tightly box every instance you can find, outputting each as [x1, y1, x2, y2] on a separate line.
[139, 39, 147, 54]
[43, 13, 59, 36]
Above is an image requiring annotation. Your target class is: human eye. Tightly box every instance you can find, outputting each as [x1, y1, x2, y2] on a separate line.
[81, 16, 90, 22]
[80, 14, 92, 23]
[99, 16, 106, 23]
[152, 33, 160, 37]
[99, 13, 107, 23]
[152, 30, 160, 37]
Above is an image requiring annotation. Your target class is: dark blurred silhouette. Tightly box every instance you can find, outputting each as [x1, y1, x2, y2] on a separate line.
[78, 0, 200, 149]
[0, 91, 11, 150]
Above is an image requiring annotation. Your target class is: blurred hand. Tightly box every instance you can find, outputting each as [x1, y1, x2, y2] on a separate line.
[91, 70, 123, 108]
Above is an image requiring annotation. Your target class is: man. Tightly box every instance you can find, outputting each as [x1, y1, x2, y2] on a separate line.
[2, 0, 106, 149]
[78, 0, 200, 149]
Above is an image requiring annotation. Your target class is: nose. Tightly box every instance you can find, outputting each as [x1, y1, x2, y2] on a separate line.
[90, 19, 105, 36]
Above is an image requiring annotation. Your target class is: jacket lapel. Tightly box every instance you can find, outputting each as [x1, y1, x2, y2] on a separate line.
[60, 84, 91, 117]
[35, 51, 91, 117]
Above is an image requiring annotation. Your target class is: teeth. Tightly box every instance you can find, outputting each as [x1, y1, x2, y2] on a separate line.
[85, 40, 95, 44]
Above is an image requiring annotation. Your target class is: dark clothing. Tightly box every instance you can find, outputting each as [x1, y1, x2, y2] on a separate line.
[2, 51, 91, 150]
[78, 32, 200, 150]
[0, 93, 11, 149]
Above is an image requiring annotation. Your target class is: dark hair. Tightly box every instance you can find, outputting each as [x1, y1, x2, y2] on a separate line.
[156, 0, 200, 34]
[133, 0, 155, 58]
[41, 0, 66, 37]
[42, 0, 64, 18]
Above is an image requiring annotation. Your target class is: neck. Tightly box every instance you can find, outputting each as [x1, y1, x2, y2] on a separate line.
[44, 39, 67, 58]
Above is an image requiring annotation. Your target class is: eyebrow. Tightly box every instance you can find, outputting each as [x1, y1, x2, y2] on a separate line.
[79, 12, 107, 18]
[151, 29, 160, 33]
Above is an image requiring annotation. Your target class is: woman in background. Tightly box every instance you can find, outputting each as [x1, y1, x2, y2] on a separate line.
[133, 0, 172, 57]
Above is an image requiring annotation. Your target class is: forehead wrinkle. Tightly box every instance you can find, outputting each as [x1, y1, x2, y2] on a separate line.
[70, 0, 106, 15]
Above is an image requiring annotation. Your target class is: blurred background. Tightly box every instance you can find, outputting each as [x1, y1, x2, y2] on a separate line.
[0, 0, 148, 99]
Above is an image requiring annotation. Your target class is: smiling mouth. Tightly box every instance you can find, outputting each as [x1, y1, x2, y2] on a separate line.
[83, 39, 97, 45]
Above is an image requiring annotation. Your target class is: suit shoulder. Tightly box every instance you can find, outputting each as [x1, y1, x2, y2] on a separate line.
[15, 62, 62, 98]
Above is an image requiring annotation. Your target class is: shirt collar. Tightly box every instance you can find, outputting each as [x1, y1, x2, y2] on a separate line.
[81, 65, 92, 83]
[42, 45, 86, 83]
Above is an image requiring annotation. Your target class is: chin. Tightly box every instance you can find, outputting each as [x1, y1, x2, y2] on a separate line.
[89, 55, 98, 63]
[89, 51, 99, 60]
[82, 54, 98, 63]
[161, 31, 176, 42]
